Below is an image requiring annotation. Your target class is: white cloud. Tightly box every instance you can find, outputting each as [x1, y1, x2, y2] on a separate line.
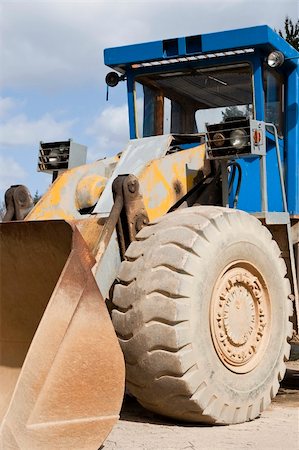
[85, 97, 148, 161]
[0, 97, 18, 118]
[0, 1, 152, 89]
[0, 113, 76, 147]
[0, 155, 27, 191]
[86, 103, 129, 159]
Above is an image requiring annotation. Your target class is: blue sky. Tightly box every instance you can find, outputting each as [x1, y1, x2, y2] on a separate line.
[0, 0, 298, 200]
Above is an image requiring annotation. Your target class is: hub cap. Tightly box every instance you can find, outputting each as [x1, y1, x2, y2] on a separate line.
[210, 263, 271, 373]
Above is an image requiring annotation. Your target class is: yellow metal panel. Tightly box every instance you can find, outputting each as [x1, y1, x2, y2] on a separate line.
[26, 156, 119, 221]
[75, 175, 107, 210]
[138, 144, 209, 221]
[26, 145, 207, 224]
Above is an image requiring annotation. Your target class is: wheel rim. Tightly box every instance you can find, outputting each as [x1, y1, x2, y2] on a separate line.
[210, 262, 271, 374]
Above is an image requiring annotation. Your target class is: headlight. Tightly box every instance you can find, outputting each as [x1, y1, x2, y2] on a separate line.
[38, 140, 87, 176]
[105, 71, 120, 87]
[230, 129, 247, 149]
[48, 148, 68, 166]
[48, 150, 60, 165]
[267, 51, 284, 68]
[213, 132, 225, 148]
[48, 154, 58, 163]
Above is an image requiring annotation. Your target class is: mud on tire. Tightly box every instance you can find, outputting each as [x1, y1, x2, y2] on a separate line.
[112, 206, 293, 424]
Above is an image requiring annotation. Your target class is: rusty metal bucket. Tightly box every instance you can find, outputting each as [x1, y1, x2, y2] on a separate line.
[0, 220, 125, 449]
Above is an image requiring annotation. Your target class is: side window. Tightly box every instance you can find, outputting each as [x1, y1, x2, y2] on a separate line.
[264, 67, 284, 136]
[135, 83, 173, 137]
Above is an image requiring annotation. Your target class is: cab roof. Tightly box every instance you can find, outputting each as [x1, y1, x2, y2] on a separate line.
[104, 25, 298, 72]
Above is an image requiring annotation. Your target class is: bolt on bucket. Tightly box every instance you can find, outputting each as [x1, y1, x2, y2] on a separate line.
[0, 220, 125, 449]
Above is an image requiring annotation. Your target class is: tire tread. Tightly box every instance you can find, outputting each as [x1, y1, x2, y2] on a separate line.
[112, 206, 292, 424]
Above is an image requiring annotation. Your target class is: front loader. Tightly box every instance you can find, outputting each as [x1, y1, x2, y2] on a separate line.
[0, 25, 298, 448]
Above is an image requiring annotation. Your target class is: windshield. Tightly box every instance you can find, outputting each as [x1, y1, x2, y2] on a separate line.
[135, 64, 254, 137]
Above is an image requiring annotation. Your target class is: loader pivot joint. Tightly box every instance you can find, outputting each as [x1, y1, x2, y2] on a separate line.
[3, 185, 34, 222]
[112, 174, 149, 260]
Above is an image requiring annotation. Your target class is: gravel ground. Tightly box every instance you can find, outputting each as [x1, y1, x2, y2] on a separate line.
[103, 356, 299, 450]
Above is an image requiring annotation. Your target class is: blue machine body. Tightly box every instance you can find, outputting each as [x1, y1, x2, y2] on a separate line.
[104, 25, 299, 215]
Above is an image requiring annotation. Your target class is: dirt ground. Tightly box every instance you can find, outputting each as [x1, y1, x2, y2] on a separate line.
[103, 354, 299, 450]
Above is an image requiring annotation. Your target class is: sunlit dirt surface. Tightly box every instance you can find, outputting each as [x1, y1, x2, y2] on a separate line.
[103, 360, 299, 450]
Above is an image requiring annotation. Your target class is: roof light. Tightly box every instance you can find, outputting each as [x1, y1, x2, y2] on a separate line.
[267, 51, 284, 68]
[105, 71, 121, 87]
[131, 48, 254, 69]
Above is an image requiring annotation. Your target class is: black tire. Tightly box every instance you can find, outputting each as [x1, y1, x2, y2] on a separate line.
[112, 206, 293, 424]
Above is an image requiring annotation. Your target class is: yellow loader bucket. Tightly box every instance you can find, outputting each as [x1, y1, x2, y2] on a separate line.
[0, 220, 125, 449]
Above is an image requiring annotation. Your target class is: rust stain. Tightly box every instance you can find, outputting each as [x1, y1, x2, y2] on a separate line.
[173, 180, 183, 197]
